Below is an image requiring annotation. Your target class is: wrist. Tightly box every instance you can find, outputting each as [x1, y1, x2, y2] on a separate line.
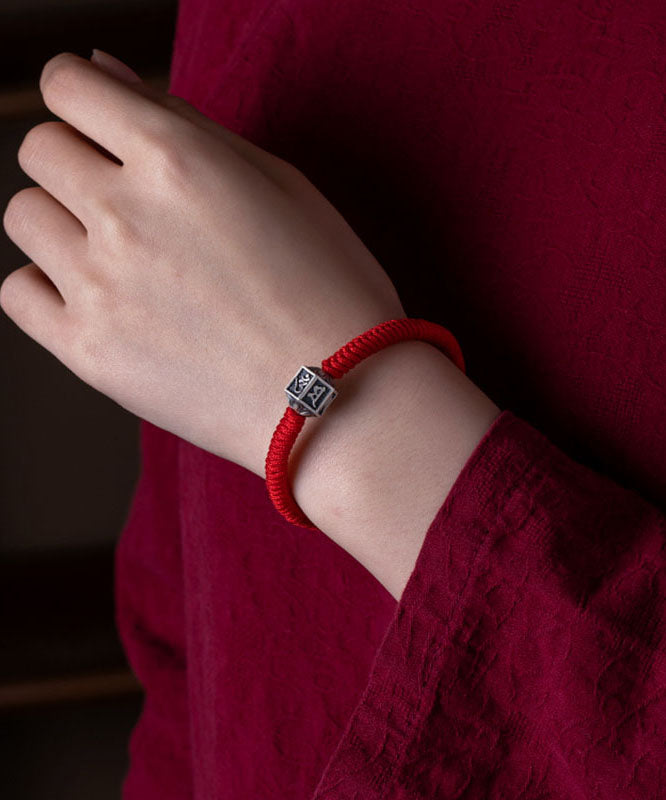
[285, 340, 501, 599]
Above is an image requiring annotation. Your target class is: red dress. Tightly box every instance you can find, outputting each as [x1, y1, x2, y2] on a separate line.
[115, 1, 666, 796]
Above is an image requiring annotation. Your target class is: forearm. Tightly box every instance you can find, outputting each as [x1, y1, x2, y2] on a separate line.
[288, 340, 502, 600]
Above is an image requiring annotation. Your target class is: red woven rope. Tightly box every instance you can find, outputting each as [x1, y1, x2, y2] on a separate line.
[264, 317, 466, 530]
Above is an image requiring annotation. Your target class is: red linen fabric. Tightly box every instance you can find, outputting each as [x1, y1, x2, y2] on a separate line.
[114, 1, 666, 797]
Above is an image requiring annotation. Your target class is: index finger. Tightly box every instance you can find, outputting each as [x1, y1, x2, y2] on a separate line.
[39, 52, 172, 167]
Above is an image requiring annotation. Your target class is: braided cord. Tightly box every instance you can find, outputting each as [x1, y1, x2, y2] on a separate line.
[265, 318, 466, 530]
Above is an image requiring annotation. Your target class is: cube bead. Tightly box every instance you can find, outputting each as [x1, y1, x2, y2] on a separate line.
[285, 366, 338, 417]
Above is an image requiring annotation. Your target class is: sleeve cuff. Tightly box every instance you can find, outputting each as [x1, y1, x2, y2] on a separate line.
[312, 408, 554, 797]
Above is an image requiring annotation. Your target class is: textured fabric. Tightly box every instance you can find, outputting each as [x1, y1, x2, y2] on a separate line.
[114, 1, 666, 797]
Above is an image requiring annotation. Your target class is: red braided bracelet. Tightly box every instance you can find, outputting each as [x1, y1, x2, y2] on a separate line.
[264, 317, 466, 530]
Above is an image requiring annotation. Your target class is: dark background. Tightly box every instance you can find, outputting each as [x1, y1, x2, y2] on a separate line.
[1, 1, 179, 796]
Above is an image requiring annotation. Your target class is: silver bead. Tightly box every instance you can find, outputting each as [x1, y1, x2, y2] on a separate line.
[285, 365, 338, 417]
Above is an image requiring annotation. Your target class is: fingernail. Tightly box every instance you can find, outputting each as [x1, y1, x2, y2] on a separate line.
[90, 49, 142, 83]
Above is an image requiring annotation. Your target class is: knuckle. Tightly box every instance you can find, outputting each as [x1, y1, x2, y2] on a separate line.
[17, 129, 39, 172]
[84, 278, 117, 315]
[39, 52, 80, 98]
[90, 196, 141, 251]
[153, 140, 191, 184]
[0, 268, 23, 310]
[18, 121, 64, 170]
[74, 270, 119, 329]
[141, 119, 194, 184]
[3, 187, 40, 233]
[138, 115, 173, 152]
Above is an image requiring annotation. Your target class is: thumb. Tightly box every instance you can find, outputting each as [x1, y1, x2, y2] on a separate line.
[90, 49, 143, 83]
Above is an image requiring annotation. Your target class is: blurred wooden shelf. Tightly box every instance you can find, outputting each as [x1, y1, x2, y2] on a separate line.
[0, 545, 141, 711]
[0, 668, 141, 710]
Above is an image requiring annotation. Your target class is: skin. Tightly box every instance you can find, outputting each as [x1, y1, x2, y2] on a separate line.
[1, 51, 501, 600]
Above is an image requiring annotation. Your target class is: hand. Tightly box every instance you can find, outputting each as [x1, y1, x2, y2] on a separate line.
[1, 50, 405, 478]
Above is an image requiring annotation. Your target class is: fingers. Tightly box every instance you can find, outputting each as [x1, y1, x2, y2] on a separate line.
[3, 185, 87, 300]
[40, 51, 298, 194]
[39, 52, 182, 168]
[0, 261, 70, 360]
[17, 120, 121, 229]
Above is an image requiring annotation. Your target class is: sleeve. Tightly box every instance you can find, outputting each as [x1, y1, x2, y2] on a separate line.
[114, 419, 193, 799]
[312, 408, 666, 799]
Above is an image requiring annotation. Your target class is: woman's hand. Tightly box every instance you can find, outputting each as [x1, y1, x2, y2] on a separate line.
[1, 51, 405, 478]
